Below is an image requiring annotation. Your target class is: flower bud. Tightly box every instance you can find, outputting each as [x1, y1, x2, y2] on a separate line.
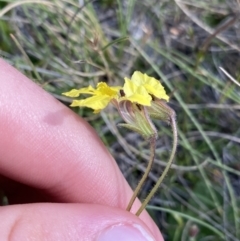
[117, 100, 158, 140]
[147, 98, 175, 124]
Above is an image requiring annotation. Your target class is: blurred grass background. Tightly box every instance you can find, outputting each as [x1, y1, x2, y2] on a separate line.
[1, 0, 240, 240]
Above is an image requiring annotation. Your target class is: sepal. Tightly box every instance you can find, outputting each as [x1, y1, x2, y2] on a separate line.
[147, 99, 175, 124]
[117, 100, 157, 140]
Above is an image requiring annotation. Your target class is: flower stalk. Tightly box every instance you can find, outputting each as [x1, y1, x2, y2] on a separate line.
[126, 135, 157, 211]
[135, 113, 177, 216]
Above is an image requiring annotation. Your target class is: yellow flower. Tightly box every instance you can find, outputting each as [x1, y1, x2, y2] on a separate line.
[63, 71, 169, 115]
[123, 71, 169, 105]
[62, 82, 121, 113]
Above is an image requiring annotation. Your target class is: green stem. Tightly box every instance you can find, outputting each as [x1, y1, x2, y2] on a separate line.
[136, 116, 178, 216]
[126, 136, 156, 211]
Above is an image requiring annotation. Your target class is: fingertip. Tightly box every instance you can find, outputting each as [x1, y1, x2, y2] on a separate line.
[0, 203, 163, 241]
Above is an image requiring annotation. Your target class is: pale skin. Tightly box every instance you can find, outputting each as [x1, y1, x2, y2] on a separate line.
[0, 59, 164, 241]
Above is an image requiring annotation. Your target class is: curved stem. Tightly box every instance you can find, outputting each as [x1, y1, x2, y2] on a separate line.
[136, 116, 178, 216]
[126, 136, 156, 211]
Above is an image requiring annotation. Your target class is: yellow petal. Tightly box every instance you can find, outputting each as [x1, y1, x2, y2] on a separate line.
[96, 82, 121, 97]
[123, 79, 152, 106]
[130, 71, 145, 85]
[131, 71, 169, 101]
[144, 82, 169, 101]
[62, 89, 82, 97]
[70, 95, 112, 111]
[62, 86, 96, 97]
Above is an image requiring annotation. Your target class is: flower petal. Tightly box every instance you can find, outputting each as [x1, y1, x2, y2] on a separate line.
[130, 71, 145, 85]
[70, 95, 112, 111]
[62, 86, 96, 97]
[142, 74, 169, 101]
[123, 78, 152, 106]
[96, 82, 121, 97]
[130, 71, 169, 101]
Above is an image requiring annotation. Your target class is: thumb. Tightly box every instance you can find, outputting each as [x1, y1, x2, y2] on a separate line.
[1, 203, 162, 241]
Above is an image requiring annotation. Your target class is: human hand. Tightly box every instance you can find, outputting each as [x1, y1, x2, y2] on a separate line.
[0, 59, 163, 241]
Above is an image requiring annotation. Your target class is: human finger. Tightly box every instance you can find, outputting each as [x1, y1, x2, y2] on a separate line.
[0, 203, 163, 241]
[0, 59, 161, 238]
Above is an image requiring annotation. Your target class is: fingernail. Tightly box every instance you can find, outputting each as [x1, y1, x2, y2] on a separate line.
[97, 223, 155, 241]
